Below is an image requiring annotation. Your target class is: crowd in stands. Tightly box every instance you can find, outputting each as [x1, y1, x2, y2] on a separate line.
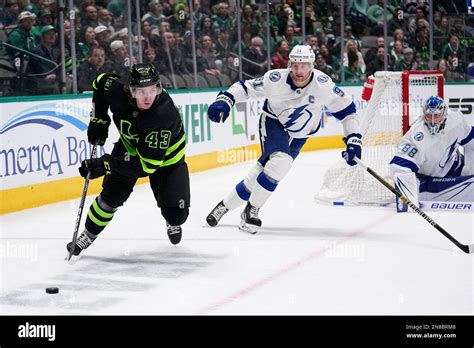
[0, 0, 473, 96]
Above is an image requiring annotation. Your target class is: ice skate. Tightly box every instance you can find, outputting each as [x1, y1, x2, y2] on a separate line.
[167, 222, 182, 245]
[238, 202, 261, 234]
[206, 200, 229, 227]
[66, 230, 97, 264]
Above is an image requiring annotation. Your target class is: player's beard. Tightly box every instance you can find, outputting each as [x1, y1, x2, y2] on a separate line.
[291, 71, 312, 87]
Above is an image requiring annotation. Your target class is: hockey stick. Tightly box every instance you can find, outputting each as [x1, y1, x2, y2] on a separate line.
[66, 144, 98, 262]
[355, 158, 473, 254]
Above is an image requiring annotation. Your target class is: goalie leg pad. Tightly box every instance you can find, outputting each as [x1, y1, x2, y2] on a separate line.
[461, 148, 473, 176]
[394, 172, 419, 212]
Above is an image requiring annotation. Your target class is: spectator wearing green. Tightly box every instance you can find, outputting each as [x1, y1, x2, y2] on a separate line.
[281, 25, 301, 52]
[343, 50, 364, 83]
[31, 8, 54, 45]
[25, 25, 61, 95]
[211, 2, 235, 32]
[367, 0, 394, 25]
[142, 0, 166, 28]
[409, 26, 430, 62]
[21, 0, 40, 16]
[394, 47, 421, 71]
[442, 34, 464, 63]
[7, 11, 36, 56]
[107, 0, 126, 19]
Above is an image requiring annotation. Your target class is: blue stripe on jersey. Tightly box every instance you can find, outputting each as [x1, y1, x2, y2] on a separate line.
[390, 156, 419, 173]
[331, 102, 357, 120]
[263, 99, 277, 117]
[235, 180, 251, 200]
[238, 80, 248, 95]
[256, 172, 278, 192]
[446, 153, 464, 176]
[460, 127, 474, 145]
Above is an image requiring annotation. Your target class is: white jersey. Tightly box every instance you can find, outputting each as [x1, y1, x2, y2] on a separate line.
[390, 109, 474, 177]
[226, 69, 360, 139]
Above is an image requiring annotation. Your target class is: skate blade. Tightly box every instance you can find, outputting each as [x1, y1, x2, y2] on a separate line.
[64, 251, 83, 265]
[238, 220, 258, 234]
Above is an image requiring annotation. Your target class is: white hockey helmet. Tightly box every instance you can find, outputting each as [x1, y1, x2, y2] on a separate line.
[288, 45, 315, 70]
[423, 96, 447, 135]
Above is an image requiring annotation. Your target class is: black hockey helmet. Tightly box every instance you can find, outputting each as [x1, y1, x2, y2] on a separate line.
[129, 63, 161, 88]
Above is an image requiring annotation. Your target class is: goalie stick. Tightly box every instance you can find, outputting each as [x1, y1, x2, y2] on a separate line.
[66, 144, 98, 263]
[355, 158, 473, 254]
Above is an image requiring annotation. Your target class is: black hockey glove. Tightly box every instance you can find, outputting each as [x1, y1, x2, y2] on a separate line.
[79, 155, 113, 179]
[87, 113, 110, 146]
[342, 133, 362, 166]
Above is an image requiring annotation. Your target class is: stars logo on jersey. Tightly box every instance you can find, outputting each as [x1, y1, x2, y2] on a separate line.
[269, 71, 281, 82]
[414, 132, 424, 141]
[317, 75, 329, 83]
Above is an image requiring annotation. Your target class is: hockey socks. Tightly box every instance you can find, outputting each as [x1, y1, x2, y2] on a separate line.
[85, 196, 118, 234]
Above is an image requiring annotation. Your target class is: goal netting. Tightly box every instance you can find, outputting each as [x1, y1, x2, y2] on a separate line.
[315, 70, 444, 206]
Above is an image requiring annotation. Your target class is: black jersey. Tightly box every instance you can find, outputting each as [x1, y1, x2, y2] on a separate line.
[91, 73, 185, 177]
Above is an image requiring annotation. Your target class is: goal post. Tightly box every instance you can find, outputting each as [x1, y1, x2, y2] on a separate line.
[315, 70, 444, 206]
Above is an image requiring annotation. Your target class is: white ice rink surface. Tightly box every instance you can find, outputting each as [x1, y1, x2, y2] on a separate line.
[1, 149, 473, 315]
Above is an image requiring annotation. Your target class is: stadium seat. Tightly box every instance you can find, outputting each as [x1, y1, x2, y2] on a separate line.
[217, 73, 232, 87]
[167, 74, 187, 89]
[202, 73, 221, 88]
[160, 75, 173, 89]
[195, 74, 209, 88]
[181, 73, 196, 89]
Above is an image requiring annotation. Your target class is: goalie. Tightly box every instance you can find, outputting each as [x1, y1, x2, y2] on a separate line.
[390, 96, 474, 211]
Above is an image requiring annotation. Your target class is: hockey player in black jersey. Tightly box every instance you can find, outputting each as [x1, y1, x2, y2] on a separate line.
[67, 63, 190, 258]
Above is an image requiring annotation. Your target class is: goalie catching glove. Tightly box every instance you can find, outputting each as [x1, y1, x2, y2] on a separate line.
[79, 155, 113, 179]
[342, 133, 362, 166]
[208, 91, 235, 123]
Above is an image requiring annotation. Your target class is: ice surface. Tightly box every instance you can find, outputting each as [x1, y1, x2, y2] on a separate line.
[1, 150, 472, 315]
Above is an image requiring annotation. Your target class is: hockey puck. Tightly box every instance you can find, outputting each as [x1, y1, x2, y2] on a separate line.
[45, 287, 59, 294]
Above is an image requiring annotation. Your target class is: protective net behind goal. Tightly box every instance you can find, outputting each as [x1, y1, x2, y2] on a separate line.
[315, 71, 444, 206]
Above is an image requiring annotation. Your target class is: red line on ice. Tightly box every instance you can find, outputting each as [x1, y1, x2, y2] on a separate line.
[196, 212, 393, 314]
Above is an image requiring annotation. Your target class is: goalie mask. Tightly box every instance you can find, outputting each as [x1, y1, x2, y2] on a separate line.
[423, 96, 447, 135]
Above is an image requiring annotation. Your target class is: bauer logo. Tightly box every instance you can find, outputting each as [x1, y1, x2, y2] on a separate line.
[414, 131, 424, 141]
[430, 202, 472, 210]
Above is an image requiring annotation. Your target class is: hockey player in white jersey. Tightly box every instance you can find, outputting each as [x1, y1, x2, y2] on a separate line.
[390, 96, 474, 211]
[205, 45, 363, 233]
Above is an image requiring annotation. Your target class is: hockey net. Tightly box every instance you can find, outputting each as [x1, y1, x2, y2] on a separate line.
[315, 70, 444, 206]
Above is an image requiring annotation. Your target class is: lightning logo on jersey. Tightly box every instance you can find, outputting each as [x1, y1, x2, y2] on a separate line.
[226, 69, 360, 139]
[284, 104, 313, 133]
